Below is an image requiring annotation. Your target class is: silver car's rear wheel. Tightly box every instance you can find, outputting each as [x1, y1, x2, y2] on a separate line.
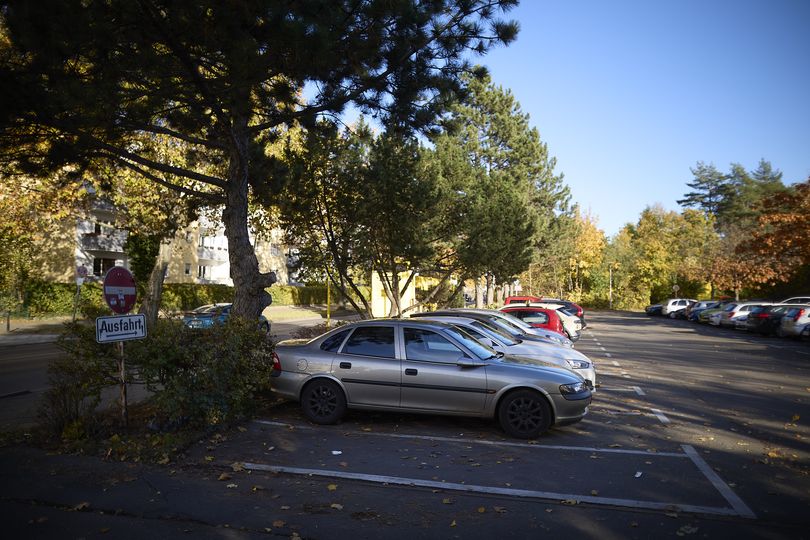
[301, 379, 346, 425]
[498, 390, 552, 439]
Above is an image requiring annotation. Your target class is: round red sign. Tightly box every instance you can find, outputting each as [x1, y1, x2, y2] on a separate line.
[103, 267, 137, 314]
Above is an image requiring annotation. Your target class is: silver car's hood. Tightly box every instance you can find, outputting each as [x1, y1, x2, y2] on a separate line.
[495, 354, 582, 381]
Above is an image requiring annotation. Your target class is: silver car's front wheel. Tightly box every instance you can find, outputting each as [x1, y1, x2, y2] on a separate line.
[498, 390, 552, 439]
[301, 379, 346, 425]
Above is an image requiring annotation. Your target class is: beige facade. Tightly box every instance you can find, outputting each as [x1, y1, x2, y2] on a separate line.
[39, 201, 293, 286]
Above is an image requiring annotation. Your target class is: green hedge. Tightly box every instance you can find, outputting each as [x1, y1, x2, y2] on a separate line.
[20, 280, 373, 316]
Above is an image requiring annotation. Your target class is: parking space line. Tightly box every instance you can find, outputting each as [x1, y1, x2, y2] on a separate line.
[611, 360, 620, 366]
[253, 420, 686, 457]
[605, 352, 612, 358]
[242, 462, 745, 518]
[632, 386, 646, 396]
[682, 445, 757, 519]
[651, 408, 671, 424]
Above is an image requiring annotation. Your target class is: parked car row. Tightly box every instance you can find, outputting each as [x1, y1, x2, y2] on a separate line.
[646, 296, 810, 339]
[271, 306, 595, 439]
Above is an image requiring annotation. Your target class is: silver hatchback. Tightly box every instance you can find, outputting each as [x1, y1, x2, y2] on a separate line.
[271, 319, 592, 439]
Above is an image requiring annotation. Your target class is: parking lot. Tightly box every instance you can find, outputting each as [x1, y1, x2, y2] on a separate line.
[3, 311, 808, 539]
[187, 310, 809, 538]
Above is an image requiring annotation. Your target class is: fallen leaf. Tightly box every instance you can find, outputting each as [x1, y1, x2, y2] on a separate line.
[494, 506, 507, 513]
[218, 473, 232, 481]
[281, 505, 290, 510]
[677, 524, 699, 536]
[252, 485, 265, 491]
[331, 503, 344, 510]
[327, 484, 338, 491]
[450, 520, 457, 527]
[73, 502, 90, 511]
[204, 456, 215, 462]
[792, 414, 800, 422]
[157, 455, 170, 465]
[272, 520, 285, 528]
[477, 506, 486, 513]
[231, 462, 245, 472]
[237, 426, 247, 432]
[226, 483, 237, 489]
[590, 490, 599, 496]
[561, 499, 579, 506]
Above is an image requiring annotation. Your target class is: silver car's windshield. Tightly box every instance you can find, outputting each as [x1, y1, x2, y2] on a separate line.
[470, 320, 520, 345]
[490, 310, 533, 330]
[443, 325, 498, 360]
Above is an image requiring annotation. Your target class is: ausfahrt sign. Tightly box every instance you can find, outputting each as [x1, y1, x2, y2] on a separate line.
[103, 266, 137, 314]
[95, 314, 147, 343]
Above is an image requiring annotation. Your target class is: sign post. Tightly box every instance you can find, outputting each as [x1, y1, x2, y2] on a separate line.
[98, 266, 144, 428]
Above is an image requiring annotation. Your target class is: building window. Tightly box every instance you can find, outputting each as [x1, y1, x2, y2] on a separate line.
[198, 265, 208, 279]
[184, 263, 191, 275]
[93, 257, 116, 276]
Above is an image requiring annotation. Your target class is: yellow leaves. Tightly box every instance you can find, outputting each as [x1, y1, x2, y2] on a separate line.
[450, 520, 457, 527]
[204, 456, 215, 462]
[73, 502, 91, 511]
[218, 473, 231, 481]
[330, 503, 343, 510]
[230, 462, 245, 472]
[272, 520, 286, 528]
[327, 484, 338, 491]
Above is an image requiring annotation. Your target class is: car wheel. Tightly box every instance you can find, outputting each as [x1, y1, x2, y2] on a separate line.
[498, 389, 552, 439]
[301, 379, 346, 425]
[668, 312, 677, 319]
[259, 321, 270, 334]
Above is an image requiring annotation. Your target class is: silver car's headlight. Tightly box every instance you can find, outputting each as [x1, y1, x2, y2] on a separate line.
[559, 381, 589, 395]
[565, 359, 591, 370]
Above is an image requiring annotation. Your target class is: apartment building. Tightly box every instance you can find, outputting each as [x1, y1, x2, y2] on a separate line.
[38, 199, 295, 286]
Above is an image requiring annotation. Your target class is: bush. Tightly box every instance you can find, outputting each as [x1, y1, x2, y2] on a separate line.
[126, 319, 274, 426]
[39, 319, 274, 438]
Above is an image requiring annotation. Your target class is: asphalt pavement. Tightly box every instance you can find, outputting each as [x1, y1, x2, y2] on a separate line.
[0, 311, 808, 539]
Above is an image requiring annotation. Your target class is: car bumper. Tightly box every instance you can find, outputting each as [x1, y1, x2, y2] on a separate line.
[270, 371, 311, 401]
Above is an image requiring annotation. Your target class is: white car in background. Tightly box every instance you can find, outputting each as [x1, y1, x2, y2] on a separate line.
[718, 302, 772, 329]
[661, 298, 698, 318]
[778, 305, 810, 337]
[522, 303, 582, 341]
[419, 315, 597, 390]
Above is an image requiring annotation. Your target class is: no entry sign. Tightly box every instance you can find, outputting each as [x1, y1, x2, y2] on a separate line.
[103, 267, 137, 314]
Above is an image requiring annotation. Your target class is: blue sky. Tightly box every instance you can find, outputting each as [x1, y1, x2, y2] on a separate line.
[481, 0, 810, 236]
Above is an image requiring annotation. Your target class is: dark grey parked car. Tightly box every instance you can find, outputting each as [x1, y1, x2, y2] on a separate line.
[271, 319, 592, 439]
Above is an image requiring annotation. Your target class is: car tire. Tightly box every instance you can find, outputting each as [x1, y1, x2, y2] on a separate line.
[668, 312, 677, 319]
[259, 321, 270, 334]
[498, 389, 552, 439]
[300, 379, 346, 425]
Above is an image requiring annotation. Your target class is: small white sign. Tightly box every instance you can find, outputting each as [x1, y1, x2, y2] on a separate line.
[95, 314, 147, 343]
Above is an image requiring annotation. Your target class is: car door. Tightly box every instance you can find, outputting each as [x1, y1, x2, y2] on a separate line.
[400, 327, 487, 413]
[333, 325, 401, 408]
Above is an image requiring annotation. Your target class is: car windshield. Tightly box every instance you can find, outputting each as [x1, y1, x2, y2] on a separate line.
[490, 310, 532, 330]
[470, 320, 520, 345]
[442, 325, 498, 360]
[192, 304, 226, 314]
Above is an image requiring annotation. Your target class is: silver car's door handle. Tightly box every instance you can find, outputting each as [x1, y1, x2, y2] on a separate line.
[405, 368, 418, 376]
[339, 362, 352, 369]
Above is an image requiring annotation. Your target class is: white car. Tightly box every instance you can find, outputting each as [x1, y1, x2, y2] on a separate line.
[661, 298, 698, 318]
[778, 305, 810, 337]
[419, 315, 597, 389]
[718, 302, 772, 329]
[521, 303, 582, 341]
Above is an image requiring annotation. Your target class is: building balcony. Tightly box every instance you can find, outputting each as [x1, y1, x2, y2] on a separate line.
[80, 232, 127, 253]
[197, 246, 229, 262]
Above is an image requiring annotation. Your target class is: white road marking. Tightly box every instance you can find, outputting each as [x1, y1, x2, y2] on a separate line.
[252, 420, 685, 457]
[682, 445, 757, 519]
[243, 462, 745, 518]
[632, 386, 646, 396]
[600, 347, 607, 351]
[651, 408, 671, 424]
[611, 360, 620, 366]
[605, 352, 612, 358]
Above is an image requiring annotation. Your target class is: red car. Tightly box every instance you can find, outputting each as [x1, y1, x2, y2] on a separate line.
[501, 306, 566, 337]
[503, 295, 542, 305]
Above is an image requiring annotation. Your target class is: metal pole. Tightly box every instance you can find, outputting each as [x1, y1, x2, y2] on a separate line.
[609, 266, 613, 310]
[119, 341, 128, 428]
[326, 280, 331, 328]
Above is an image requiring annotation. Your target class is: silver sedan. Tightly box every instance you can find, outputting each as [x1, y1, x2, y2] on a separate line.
[271, 319, 592, 439]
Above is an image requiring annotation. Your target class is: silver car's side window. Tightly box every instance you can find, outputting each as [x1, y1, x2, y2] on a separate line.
[404, 328, 463, 363]
[320, 329, 352, 352]
[342, 326, 396, 359]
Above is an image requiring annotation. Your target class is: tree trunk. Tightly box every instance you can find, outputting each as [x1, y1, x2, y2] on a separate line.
[139, 241, 172, 328]
[475, 278, 483, 308]
[224, 120, 276, 320]
[486, 274, 495, 306]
